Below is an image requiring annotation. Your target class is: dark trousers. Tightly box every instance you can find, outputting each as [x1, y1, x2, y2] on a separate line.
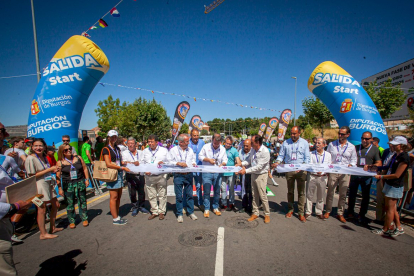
[347, 176, 373, 218]
[125, 173, 146, 210]
[242, 174, 253, 211]
[174, 174, 194, 216]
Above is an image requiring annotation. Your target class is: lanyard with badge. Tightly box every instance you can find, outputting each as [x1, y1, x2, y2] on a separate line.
[291, 142, 299, 160]
[109, 145, 121, 166]
[149, 146, 159, 164]
[315, 151, 325, 164]
[358, 145, 372, 166]
[386, 154, 398, 175]
[335, 141, 348, 163]
[129, 150, 139, 162]
[178, 148, 188, 162]
[211, 144, 221, 165]
[65, 157, 78, 180]
[36, 153, 52, 181]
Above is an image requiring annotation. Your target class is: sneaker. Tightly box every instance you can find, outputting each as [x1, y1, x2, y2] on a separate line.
[132, 209, 139, 217]
[371, 229, 392, 235]
[213, 209, 222, 216]
[177, 216, 183, 223]
[204, 211, 210, 218]
[113, 219, 127, 225]
[11, 235, 23, 243]
[390, 227, 404, 236]
[183, 208, 187, 214]
[189, 213, 198, 220]
[139, 207, 150, 214]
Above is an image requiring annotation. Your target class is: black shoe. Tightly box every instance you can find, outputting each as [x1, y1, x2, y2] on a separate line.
[238, 208, 246, 213]
[229, 204, 239, 212]
[198, 205, 205, 212]
[226, 205, 231, 211]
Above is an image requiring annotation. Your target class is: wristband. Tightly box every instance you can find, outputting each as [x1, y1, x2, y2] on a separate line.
[14, 202, 20, 211]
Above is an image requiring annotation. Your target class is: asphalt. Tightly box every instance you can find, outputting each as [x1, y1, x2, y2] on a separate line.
[12, 176, 414, 276]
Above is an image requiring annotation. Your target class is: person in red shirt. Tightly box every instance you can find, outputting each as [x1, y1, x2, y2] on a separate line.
[46, 146, 57, 167]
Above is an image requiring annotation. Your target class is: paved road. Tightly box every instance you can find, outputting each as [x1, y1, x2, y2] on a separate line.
[13, 176, 414, 275]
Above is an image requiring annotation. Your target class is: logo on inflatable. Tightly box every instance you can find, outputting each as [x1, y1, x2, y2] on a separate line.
[178, 103, 190, 119]
[31, 100, 41, 115]
[340, 99, 353, 113]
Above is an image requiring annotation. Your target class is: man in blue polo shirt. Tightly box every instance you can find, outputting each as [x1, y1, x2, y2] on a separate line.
[221, 136, 241, 211]
[184, 129, 205, 212]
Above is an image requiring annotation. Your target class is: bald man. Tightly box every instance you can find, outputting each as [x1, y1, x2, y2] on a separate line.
[274, 126, 310, 222]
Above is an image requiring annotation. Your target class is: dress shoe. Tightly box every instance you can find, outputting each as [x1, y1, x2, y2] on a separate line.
[317, 214, 325, 220]
[82, 221, 89, 227]
[304, 214, 311, 219]
[346, 212, 355, 219]
[299, 214, 306, 223]
[69, 223, 76, 229]
[159, 213, 165, 220]
[264, 216, 270, 224]
[229, 204, 239, 212]
[148, 214, 158, 220]
[285, 211, 293, 218]
[248, 214, 258, 222]
[337, 215, 346, 223]
[324, 212, 330, 219]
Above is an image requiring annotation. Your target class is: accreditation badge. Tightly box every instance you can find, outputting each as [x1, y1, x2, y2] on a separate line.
[44, 173, 52, 181]
[291, 152, 297, 160]
[116, 159, 121, 166]
[335, 154, 342, 163]
[70, 169, 77, 180]
[360, 158, 366, 166]
[151, 157, 155, 164]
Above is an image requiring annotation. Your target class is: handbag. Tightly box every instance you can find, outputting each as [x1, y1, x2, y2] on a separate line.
[93, 147, 118, 182]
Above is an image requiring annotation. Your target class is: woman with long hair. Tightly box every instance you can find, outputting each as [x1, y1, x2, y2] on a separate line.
[25, 138, 62, 239]
[102, 130, 130, 225]
[369, 136, 409, 236]
[56, 144, 89, 229]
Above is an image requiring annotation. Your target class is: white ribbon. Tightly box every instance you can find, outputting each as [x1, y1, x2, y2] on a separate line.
[126, 164, 242, 174]
[276, 164, 376, 176]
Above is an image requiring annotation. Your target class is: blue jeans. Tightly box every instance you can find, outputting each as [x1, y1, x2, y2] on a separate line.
[183, 173, 203, 208]
[221, 174, 236, 205]
[174, 174, 194, 216]
[202, 173, 222, 211]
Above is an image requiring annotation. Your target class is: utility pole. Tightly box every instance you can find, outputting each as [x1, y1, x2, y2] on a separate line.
[31, 0, 41, 82]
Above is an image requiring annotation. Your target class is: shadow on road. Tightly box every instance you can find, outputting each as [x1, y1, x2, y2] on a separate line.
[35, 249, 87, 276]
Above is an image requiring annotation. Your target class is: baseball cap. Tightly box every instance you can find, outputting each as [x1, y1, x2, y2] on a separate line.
[276, 143, 281, 147]
[107, 130, 118, 137]
[389, 136, 407, 145]
[25, 137, 35, 143]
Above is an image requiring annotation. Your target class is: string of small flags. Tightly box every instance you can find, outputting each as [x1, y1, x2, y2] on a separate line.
[98, 82, 283, 113]
[204, 0, 225, 14]
[81, 0, 123, 38]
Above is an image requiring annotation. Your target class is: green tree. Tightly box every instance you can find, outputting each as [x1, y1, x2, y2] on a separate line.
[179, 123, 189, 135]
[95, 96, 171, 141]
[302, 96, 334, 137]
[364, 79, 406, 119]
[200, 129, 209, 136]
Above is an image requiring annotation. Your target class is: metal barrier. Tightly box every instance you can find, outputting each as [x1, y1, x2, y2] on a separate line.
[87, 164, 102, 195]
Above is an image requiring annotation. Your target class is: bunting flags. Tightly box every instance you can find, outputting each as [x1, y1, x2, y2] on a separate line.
[98, 82, 285, 114]
[99, 19, 108, 28]
[110, 7, 120, 17]
[204, 0, 225, 14]
[81, 32, 91, 38]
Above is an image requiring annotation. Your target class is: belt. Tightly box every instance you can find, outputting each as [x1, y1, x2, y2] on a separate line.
[175, 172, 189, 175]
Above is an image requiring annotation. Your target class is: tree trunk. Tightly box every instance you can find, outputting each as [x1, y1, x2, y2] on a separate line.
[321, 125, 324, 138]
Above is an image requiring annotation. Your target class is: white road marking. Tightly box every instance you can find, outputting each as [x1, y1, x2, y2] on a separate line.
[215, 227, 225, 276]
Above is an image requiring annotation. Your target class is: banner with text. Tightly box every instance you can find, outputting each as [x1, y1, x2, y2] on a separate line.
[277, 109, 292, 141]
[308, 61, 389, 148]
[27, 35, 110, 152]
[126, 164, 241, 174]
[276, 164, 376, 176]
[266, 117, 279, 142]
[171, 101, 190, 141]
[258, 123, 266, 136]
[188, 115, 203, 134]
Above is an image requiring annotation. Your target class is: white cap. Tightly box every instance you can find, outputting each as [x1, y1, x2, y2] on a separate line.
[107, 130, 118, 137]
[276, 143, 281, 147]
[389, 136, 407, 145]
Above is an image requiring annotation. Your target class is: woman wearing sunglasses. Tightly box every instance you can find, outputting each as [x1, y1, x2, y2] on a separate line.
[25, 138, 62, 240]
[56, 144, 89, 229]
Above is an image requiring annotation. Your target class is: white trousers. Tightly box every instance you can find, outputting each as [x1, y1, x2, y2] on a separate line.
[305, 174, 328, 215]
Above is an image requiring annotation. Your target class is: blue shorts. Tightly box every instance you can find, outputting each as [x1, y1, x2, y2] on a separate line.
[382, 183, 403, 199]
[106, 171, 124, 190]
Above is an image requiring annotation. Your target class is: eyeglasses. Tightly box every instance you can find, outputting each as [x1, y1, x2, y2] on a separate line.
[62, 139, 70, 142]
[63, 147, 72, 152]
[361, 137, 372, 140]
[338, 133, 347, 136]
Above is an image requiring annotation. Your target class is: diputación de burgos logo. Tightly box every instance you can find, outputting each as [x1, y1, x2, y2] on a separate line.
[349, 119, 387, 135]
[27, 115, 72, 136]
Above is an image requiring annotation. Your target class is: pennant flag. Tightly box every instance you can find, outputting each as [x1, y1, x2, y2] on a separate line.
[151, 90, 154, 93]
[193, 97, 196, 101]
[110, 7, 120, 17]
[89, 26, 98, 30]
[81, 32, 91, 38]
[99, 19, 108, 28]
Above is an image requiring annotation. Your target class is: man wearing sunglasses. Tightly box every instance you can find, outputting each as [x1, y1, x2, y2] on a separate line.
[347, 131, 381, 224]
[62, 135, 77, 156]
[325, 126, 357, 223]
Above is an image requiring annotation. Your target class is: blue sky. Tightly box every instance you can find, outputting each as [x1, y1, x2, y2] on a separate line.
[1, 0, 413, 129]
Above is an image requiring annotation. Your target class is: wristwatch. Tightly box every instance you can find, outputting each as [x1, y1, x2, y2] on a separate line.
[7, 204, 18, 217]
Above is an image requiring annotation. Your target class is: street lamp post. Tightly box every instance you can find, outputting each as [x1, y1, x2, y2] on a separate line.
[291, 76, 297, 126]
[31, 0, 41, 83]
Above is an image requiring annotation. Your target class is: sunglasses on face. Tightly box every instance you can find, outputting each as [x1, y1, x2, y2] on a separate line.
[62, 140, 70, 142]
[338, 133, 347, 136]
[361, 137, 372, 140]
[63, 147, 72, 152]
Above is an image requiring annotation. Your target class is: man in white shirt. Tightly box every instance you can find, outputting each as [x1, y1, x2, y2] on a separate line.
[199, 133, 228, 218]
[142, 134, 169, 220]
[4, 137, 27, 177]
[237, 135, 271, 224]
[167, 134, 198, 223]
[325, 126, 357, 223]
[305, 138, 332, 220]
[122, 137, 149, 217]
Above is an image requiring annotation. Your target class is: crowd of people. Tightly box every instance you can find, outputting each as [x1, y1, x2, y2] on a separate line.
[0, 119, 413, 274]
